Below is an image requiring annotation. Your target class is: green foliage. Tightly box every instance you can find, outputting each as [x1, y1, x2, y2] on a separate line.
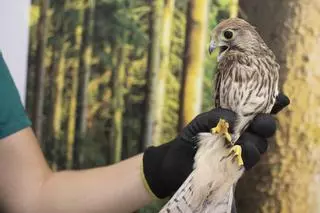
[29, 5, 40, 27]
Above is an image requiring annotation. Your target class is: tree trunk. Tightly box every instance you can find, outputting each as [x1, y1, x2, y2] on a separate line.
[151, 0, 175, 146]
[47, 44, 68, 170]
[73, 0, 95, 169]
[122, 61, 132, 160]
[32, 0, 49, 143]
[112, 46, 127, 163]
[139, 0, 163, 150]
[26, 0, 39, 118]
[67, 64, 79, 169]
[229, 0, 239, 18]
[178, 0, 209, 131]
[237, 1, 320, 213]
[44, 50, 57, 166]
[63, 3, 84, 169]
[49, 1, 70, 169]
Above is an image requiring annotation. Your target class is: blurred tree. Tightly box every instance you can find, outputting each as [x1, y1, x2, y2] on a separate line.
[229, 0, 238, 18]
[111, 43, 127, 163]
[66, 2, 85, 169]
[26, 1, 40, 116]
[67, 63, 79, 169]
[48, 0, 70, 169]
[73, 0, 96, 169]
[152, 0, 175, 146]
[237, 0, 320, 213]
[32, 0, 49, 143]
[160, 1, 187, 145]
[178, 0, 209, 131]
[140, 0, 163, 149]
[122, 60, 132, 160]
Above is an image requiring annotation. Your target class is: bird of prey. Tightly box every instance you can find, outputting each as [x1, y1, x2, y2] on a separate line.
[160, 18, 279, 213]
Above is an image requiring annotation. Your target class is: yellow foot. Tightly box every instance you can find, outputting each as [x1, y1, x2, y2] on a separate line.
[211, 119, 232, 142]
[229, 145, 244, 167]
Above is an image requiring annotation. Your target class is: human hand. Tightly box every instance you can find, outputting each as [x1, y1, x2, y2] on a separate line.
[142, 93, 290, 198]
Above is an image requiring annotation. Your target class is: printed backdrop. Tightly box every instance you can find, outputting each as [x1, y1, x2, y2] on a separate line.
[0, 0, 31, 105]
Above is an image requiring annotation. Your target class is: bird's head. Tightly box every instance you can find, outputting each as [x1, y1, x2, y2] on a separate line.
[209, 18, 264, 61]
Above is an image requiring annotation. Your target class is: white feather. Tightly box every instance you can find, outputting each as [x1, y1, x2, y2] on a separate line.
[159, 133, 244, 213]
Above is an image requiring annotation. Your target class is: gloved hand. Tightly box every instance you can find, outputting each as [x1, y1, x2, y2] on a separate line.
[142, 93, 290, 199]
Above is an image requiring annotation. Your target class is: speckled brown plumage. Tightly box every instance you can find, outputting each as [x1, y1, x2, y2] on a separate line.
[213, 18, 279, 141]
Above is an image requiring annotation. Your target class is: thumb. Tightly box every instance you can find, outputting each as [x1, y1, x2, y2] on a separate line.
[271, 93, 290, 114]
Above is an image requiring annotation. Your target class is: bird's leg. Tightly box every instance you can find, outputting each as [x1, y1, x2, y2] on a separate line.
[228, 145, 244, 167]
[211, 119, 244, 167]
[211, 119, 232, 145]
[231, 133, 240, 144]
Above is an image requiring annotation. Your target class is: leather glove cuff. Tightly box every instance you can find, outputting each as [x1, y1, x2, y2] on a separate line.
[142, 138, 196, 199]
[142, 143, 171, 199]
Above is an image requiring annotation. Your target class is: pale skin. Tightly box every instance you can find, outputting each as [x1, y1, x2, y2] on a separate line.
[0, 127, 152, 213]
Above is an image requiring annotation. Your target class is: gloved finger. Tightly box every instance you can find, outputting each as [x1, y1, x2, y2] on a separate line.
[247, 114, 277, 138]
[182, 108, 237, 140]
[204, 107, 237, 133]
[271, 93, 290, 114]
[240, 141, 260, 170]
[236, 132, 268, 154]
[236, 132, 268, 170]
[247, 93, 289, 138]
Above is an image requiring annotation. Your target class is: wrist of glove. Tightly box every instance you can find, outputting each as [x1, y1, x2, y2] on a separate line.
[142, 93, 290, 199]
[142, 139, 195, 199]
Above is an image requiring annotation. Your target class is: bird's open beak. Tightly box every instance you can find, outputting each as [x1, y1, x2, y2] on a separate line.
[208, 40, 216, 55]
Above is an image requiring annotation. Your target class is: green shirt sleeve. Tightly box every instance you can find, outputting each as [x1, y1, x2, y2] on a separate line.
[0, 52, 32, 139]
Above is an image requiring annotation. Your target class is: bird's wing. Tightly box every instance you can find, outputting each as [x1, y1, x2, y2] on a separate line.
[159, 173, 235, 213]
[159, 172, 195, 213]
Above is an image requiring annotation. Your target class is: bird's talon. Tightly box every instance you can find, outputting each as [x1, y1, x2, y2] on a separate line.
[211, 119, 232, 143]
[225, 132, 232, 143]
[229, 145, 244, 167]
[211, 127, 218, 134]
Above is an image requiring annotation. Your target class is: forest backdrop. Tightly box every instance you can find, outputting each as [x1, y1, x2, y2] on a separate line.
[26, 0, 320, 212]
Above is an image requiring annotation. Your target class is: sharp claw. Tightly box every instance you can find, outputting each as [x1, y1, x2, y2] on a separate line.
[211, 127, 218, 134]
[225, 132, 232, 142]
[211, 119, 232, 142]
[229, 145, 244, 167]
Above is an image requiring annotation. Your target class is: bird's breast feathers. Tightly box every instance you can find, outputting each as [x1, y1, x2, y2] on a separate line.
[214, 53, 279, 116]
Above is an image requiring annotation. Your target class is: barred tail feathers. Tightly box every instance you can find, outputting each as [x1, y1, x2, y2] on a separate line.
[192, 134, 244, 209]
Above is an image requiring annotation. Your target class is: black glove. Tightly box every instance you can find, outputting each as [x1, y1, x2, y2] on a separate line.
[142, 93, 290, 199]
[236, 93, 290, 170]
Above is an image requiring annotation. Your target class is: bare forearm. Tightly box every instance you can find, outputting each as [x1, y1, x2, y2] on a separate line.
[36, 155, 152, 213]
[0, 128, 152, 213]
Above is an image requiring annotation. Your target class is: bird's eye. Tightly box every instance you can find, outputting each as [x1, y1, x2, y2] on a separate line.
[223, 30, 234, 40]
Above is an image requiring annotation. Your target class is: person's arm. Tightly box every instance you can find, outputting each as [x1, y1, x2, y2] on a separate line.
[0, 107, 286, 213]
[0, 106, 289, 213]
[0, 127, 152, 213]
[0, 51, 290, 213]
[0, 105, 289, 213]
[0, 52, 152, 213]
